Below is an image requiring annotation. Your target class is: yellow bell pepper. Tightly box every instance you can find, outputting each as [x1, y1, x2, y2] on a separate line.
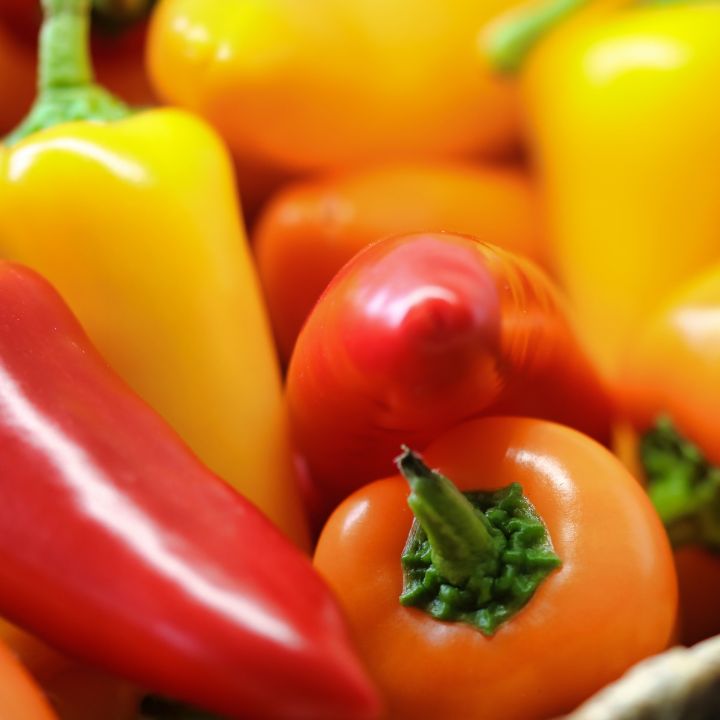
[486, 0, 720, 384]
[0, 0, 308, 547]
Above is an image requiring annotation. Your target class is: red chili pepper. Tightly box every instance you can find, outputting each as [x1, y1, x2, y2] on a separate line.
[0, 262, 380, 720]
[287, 232, 611, 521]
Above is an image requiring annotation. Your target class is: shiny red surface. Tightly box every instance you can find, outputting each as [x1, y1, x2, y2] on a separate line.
[0, 263, 379, 720]
[287, 232, 611, 520]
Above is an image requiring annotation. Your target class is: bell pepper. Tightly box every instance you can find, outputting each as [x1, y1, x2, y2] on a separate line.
[0, 620, 140, 720]
[314, 417, 677, 720]
[485, 0, 720, 383]
[147, 0, 521, 175]
[287, 231, 611, 521]
[0, 0, 308, 546]
[254, 162, 547, 366]
[0, 259, 380, 720]
[0, 637, 58, 720]
[616, 264, 720, 645]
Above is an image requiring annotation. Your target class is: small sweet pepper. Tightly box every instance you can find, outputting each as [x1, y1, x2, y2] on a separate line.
[0, 0, 308, 546]
[147, 0, 521, 174]
[287, 231, 611, 522]
[254, 162, 546, 365]
[0, 260, 379, 720]
[486, 0, 720, 382]
[315, 418, 676, 720]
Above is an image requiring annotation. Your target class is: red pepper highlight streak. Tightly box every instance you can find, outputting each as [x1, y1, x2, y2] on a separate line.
[0, 262, 379, 720]
[287, 232, 611, 519]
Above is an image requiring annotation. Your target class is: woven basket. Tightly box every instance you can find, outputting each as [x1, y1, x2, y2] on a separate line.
[564, 636, 720, 720]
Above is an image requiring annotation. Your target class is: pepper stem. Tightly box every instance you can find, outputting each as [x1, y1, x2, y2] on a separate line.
[5, 0, 130, 146]
[484, 0, 589, 74]
[397, 447, 498, 586]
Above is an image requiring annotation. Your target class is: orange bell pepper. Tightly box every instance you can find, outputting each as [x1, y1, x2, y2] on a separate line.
[0, 635, 58, 720]
[254, 162, 546, 365]
[147, 0, 521, 175]
[0, 621, 139, 720]
[617, 264, 720, 644]
[315, 418, 677, 720]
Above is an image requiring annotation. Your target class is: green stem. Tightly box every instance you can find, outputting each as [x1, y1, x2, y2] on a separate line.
[484, 0, 590, 74]
[5, 0, 130, 146]
[398, 448, 498, 586]
[396, 448, 561, 635]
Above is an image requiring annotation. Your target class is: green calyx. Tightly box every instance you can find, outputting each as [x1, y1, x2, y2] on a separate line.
[5, 0, 130, 146]
[397, 448, 561, 636]
[640, 416, 720, 551]
[484, 0, 589, 75]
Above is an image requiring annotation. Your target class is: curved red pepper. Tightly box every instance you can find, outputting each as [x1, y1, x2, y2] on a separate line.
[0, 262, 380, 720]
[287, 232, 611, 520]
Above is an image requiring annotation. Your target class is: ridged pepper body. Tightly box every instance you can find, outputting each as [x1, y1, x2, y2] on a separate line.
[287, 232, 611, 519]
[0, 261, 379, 720]
[0, 108, 308, 547]
[520, 3, 720, 381]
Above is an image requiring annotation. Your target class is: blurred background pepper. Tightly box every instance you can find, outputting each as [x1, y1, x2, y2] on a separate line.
[487, 0, 720, 384]
[617, 265, 720, 646]
[254, 162, 546, 366]
[147, 0, 522, 179]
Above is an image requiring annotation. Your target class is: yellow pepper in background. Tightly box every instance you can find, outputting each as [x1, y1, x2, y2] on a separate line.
[486, 0, 720, 384]
[0, 0, 308, 547]
[147, 0, 522, 176]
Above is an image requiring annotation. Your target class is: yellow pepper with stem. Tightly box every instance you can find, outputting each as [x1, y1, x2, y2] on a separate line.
[486, 0, 720, 384]
[0, 0, 308, 547]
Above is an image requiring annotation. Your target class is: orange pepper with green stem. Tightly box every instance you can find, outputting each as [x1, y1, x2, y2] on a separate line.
[147, 0, 521, 176]
[485, 0, 720, 384]
[314, 418, 677, 720]
[0, 0, 308, 546]
[616, 264, 720, 645]
[254, 161, 547, 366]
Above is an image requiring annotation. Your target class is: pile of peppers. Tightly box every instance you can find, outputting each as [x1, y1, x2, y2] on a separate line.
[0, 0, 718, 718]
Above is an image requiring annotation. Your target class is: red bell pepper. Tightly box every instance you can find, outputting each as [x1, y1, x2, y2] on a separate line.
[0, 261, 380, 720]
[287, 232, 611, 521]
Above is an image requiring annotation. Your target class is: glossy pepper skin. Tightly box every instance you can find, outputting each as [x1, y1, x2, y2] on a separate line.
[0, 620, 140, 720]
[0, 261, 380, 720]
[0, 637, 58, 720]
[147, 0, 520, 175]
[0, 0, 308, 546]
[513, 3, 720, 382]
[315, 418, 677, 720]
[287, 232, 611, 520]
[617, 265, 720, 645]
[254, 162, 546, 366]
